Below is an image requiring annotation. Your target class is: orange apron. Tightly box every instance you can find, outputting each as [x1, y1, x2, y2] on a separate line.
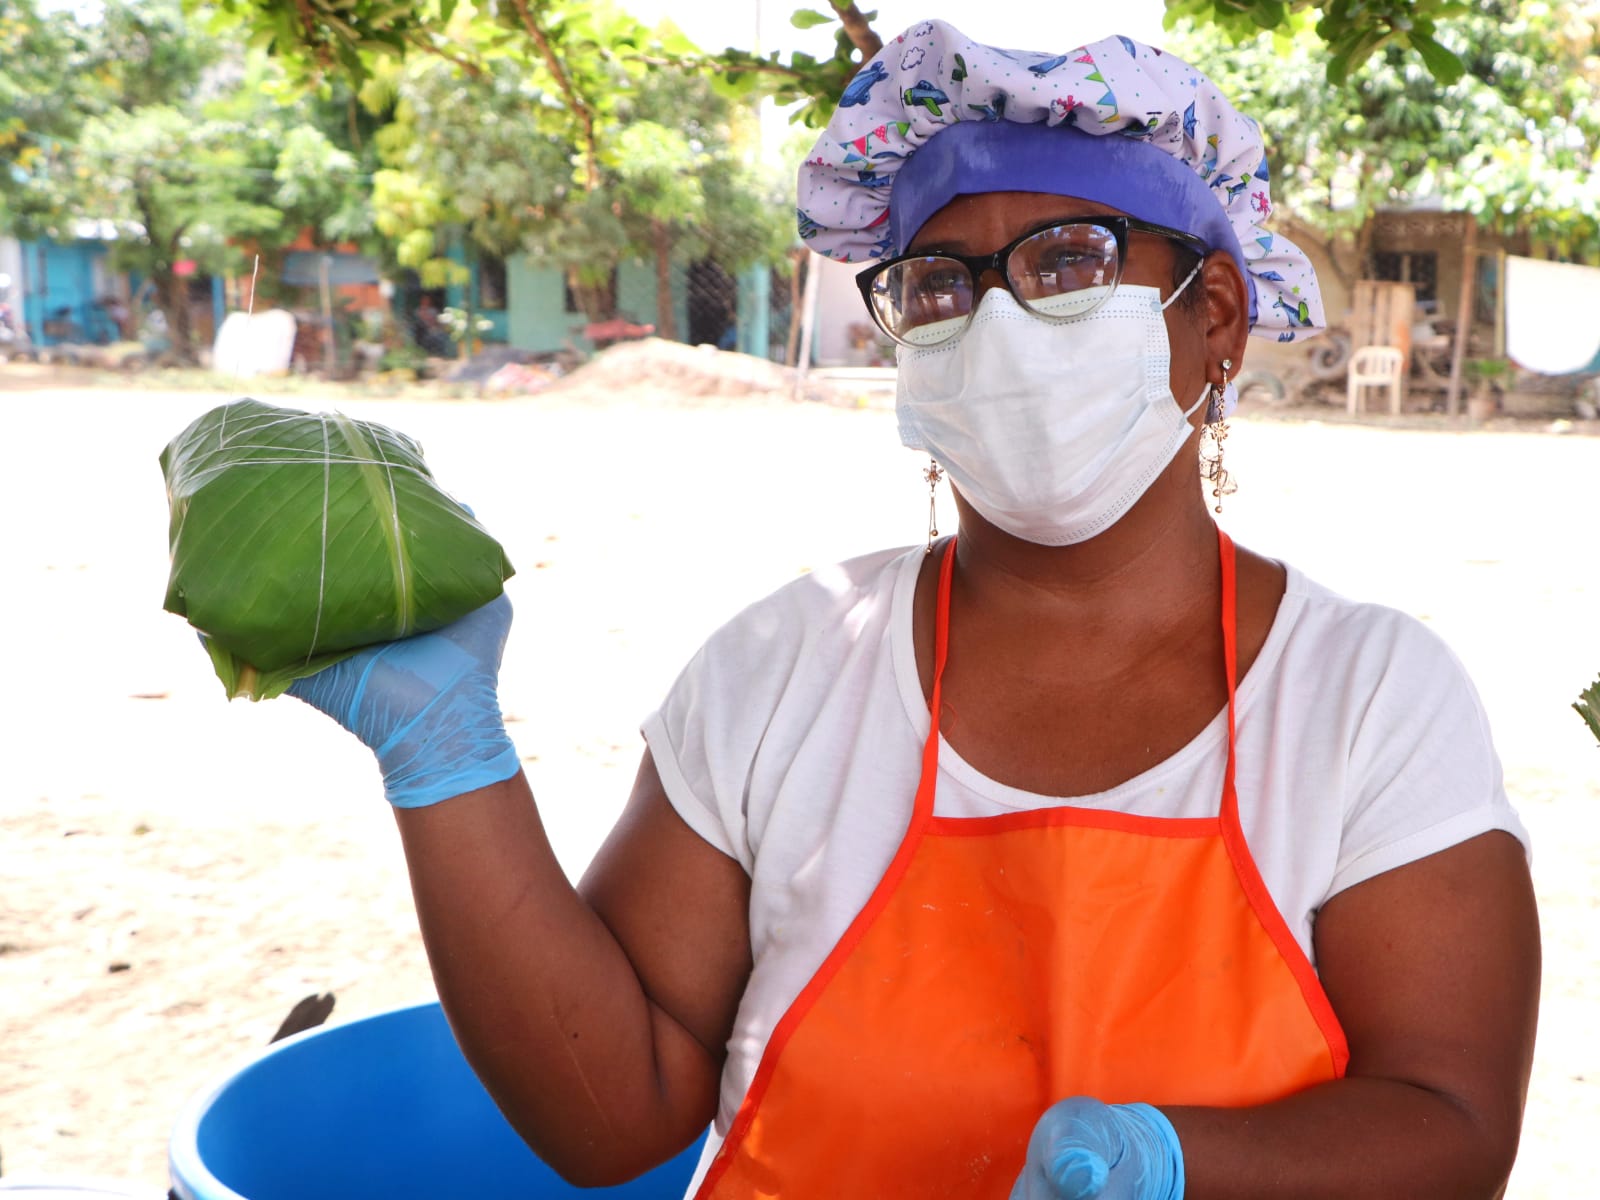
[696, 527, 1349, 1199]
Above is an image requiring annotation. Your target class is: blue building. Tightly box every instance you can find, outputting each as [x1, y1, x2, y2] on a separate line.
[0, 230, 117, 345]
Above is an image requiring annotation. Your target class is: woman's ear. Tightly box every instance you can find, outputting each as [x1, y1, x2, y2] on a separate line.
[1202, 251, 1251, 382]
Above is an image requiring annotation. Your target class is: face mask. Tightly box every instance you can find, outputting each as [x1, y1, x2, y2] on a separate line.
[895, 282, 1207, 546]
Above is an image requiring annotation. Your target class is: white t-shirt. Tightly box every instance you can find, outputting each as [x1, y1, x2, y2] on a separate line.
[641, 543, 1528, 1165]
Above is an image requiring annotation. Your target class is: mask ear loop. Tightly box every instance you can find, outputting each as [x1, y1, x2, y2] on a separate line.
[1158, 258, 1205, 311]
[1163, 255, 1210, 426]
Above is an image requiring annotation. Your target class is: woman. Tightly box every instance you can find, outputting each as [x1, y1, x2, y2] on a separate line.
[285, 23, 1539, 1200]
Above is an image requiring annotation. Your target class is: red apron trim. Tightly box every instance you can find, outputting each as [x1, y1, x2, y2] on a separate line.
[1212, 525, 1351, 1078]
[927, 810, 1220, 838]
[697, 540, 960, 1191]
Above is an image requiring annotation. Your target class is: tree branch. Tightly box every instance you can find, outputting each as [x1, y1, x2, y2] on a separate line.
[505, 0, 599, 191]
[404, 31, 485, 80]
[828, 1, 882, 62]
[625, 51, 808, 82]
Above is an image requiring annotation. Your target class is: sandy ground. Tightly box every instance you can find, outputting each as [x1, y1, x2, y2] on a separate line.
[1, 359, 1596, 1196]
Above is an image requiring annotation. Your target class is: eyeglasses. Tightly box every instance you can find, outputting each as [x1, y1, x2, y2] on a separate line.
[855, 215, 1210, 349]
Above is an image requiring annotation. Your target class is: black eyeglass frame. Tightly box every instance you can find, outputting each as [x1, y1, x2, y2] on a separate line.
[854, 214, 1212, 348]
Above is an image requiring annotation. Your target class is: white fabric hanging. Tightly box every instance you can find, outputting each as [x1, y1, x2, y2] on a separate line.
[1504, 255, 1600, 375]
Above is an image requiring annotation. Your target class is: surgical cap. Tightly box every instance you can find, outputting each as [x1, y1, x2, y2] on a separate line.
[796, 20, 1324, 342]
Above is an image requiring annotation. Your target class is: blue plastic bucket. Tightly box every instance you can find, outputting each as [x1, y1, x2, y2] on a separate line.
[169, 1001, 705, 1199]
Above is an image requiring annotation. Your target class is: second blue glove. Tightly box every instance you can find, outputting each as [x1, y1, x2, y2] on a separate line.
[1010, 1096, 1184, 1200]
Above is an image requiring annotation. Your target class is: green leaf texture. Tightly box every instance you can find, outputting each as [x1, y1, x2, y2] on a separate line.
[1576, 676, 1600, 747]
[160, 398, 514, 699]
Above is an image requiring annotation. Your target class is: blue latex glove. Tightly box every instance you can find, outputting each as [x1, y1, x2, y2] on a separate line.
[286, 594, 521, 808]
[1010, 1097, 1185, 1200]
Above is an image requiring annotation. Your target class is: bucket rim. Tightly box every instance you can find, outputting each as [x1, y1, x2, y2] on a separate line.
[166, 997, 442, 1200]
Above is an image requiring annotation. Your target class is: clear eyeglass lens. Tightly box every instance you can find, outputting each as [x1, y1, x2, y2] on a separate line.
[1008, 223, 1120, 319]
[873, 256, 975, 345]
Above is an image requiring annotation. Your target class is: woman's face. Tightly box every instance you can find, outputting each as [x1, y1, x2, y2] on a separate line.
[905, 190, 1226, 417]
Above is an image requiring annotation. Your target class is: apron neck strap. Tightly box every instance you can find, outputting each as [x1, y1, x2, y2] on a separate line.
[921, 530, 1240, 816]
[917, 538, 959, 821]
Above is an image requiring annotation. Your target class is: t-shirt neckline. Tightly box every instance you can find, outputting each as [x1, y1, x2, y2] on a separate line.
[886, 540, 1302, 811]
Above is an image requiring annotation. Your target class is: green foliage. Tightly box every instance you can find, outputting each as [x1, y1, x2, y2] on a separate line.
[1164, 4, 1600, 262]
[273, 126, 372, 242]
[364, 46, 794, 325]
[0, 0, 106, 237]
[192, 0, 1492, 139]
[2, 0, 381, 360]
[438, 304, 492, 344]
[76, 104, 284, 275]
[1577, 677, 1600, 745]
[364, 53, 576, 287]
[1165, 0, 1476, 83]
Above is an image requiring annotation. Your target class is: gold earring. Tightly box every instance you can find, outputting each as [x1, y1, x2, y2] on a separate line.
[923, 458, 944, 553]
[1201, 359, 1235, 514]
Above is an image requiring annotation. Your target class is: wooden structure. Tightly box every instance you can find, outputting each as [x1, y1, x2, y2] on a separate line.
[1364, 209, 1526, 415]
[1347, 280, 1415, 409]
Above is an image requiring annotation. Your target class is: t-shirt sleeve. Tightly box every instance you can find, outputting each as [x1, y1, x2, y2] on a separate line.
[640, 598, 794, 875]
[640, 556, 897, 875]
[1327, 609, 1530, 900]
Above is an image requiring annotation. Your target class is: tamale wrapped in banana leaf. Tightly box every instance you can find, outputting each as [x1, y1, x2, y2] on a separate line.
[161, 398, 514, 700]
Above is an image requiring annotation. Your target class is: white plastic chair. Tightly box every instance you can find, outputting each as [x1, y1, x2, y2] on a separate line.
[1346, 345, 1405, 415]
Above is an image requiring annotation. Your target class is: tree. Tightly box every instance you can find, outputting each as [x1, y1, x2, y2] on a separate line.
[0, 0, 106, 239]
[1163, 3, 1600, 271]
[363, 45, 793, 336]
[74, 104, 283, 360]
[1165, 0, 1478, 84]
[1, 0, 379, 361]
[199, 0, 1486, 147]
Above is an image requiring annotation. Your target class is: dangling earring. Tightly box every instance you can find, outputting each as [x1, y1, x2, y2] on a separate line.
[923, 458, 944, 553]
[1200, 358, 1237, 514]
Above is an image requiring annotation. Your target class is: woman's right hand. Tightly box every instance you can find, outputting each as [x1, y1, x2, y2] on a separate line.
[287, 593, 521, 808]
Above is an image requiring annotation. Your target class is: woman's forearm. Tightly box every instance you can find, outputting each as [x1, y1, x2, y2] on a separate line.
[1169, 1073, 1522, 1199]
[393, 771, 717, 1185]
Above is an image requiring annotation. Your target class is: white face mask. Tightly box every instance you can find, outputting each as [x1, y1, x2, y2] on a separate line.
[895, 281, 1207, 546]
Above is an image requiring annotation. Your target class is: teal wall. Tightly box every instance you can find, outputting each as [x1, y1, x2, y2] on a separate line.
[736, 264, 771, 359]
[506, 254, 694, 354]
[508, 249, 784, 355]
[616, 259, 689, 338]
[506, 257, 571, 353]
[18, 239, 108, 344]
[440, 242, 509, 344]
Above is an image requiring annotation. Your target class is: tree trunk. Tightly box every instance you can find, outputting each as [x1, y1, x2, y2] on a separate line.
[651, 218, 677, 342]
[154, 267, 196, 365]
[785, 249, 805, 367]
[566, 266, 616, 324]
[137, 188, 197, 365]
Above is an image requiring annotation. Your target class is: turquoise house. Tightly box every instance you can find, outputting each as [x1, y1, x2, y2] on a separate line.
[503, 255, 778, 360]
[7, 235, 112, 345]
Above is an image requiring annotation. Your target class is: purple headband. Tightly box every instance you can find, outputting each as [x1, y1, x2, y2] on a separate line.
[890, 120, 1255, 320]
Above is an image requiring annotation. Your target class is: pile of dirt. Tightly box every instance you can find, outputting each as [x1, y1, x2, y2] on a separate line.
[543, 338, 849, 406]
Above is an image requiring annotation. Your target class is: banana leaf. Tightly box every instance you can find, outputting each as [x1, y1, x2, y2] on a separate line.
[161, 398, 514, 700]
[1576, 676, 1600, 746]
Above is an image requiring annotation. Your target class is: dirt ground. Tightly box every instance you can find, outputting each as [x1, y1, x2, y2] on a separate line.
[2, 348, 1597, 1196]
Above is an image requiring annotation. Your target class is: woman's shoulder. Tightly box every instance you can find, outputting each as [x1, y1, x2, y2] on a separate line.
[1277, 561, 1459, 659]
[700, 544, 920, 656]
[1266, 559, 1488, 722]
